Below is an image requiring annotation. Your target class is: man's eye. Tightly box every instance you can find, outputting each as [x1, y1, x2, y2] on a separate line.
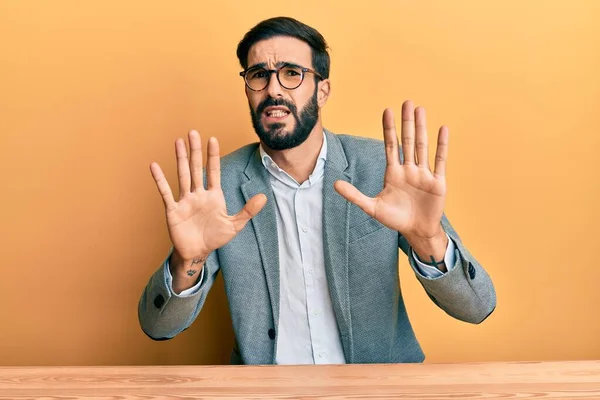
[250, 70, 267, 79]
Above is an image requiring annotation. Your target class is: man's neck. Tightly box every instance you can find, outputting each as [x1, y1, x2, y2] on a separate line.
[262, 123, 325, 184]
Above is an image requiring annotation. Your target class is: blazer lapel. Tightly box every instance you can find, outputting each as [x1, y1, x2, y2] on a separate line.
[322, 130, 355, 362]
[241, 147, 280, 360]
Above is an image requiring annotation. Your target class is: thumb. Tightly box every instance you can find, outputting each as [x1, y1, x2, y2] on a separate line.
[334, 180, 376, 218]
[232, 193, 268, 232]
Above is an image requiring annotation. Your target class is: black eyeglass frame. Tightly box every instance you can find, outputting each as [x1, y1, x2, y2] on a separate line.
[239, 63, 324, 91]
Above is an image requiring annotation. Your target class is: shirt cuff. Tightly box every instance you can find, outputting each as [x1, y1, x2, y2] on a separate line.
[411, 234, 457, 278]
[163, 254, 204, 297]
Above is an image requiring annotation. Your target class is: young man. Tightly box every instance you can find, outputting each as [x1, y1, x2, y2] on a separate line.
[139, 16, 496, 365]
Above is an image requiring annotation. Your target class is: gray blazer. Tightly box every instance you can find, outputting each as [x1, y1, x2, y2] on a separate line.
[138, 130, 496, 364]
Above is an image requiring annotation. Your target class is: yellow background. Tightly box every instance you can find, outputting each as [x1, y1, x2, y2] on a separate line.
[0, 0, 598, 365]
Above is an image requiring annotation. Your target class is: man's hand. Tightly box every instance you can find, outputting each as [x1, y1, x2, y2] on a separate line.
[334, 100, 449, 267]
[150, 130, 267, 291]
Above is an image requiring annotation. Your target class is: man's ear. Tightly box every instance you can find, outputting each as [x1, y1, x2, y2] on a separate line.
[317, 79, 331, 107]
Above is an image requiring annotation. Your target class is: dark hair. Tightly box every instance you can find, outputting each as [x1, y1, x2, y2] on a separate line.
[236, 16, 330, 79]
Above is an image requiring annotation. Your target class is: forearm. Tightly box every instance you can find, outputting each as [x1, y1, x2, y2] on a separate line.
[413, 255, 496, 324]
[169, 249, 209, 294]
[139, 250, 216, 340]
[409, 215, 497, 324]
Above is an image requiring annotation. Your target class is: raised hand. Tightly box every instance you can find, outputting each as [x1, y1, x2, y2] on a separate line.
[150, 131, 267, 289]
[334, 100, 449, 264]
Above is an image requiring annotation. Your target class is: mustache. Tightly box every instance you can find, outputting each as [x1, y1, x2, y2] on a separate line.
[256, 97, 298, 116]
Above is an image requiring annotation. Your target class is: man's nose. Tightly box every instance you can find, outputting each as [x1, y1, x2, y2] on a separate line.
[266, 71, 284, 98]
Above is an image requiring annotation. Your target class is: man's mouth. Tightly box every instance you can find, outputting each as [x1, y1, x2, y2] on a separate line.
[263, 106, 291, 121]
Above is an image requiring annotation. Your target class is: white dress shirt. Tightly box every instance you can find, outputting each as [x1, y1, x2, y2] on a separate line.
[165, 131, 456, 364]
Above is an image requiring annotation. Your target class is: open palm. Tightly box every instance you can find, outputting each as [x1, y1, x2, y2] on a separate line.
[335, 101, 448, 240]
[150, 131, 266, 262]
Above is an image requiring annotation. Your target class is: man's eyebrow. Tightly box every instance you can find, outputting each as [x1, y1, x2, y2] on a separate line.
[247, 62, 267, 70]
[246, 61, 302, 70]
[280, 62, 302, 68]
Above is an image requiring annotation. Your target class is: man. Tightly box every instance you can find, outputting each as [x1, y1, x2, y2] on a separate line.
[138, 16, 496, 365]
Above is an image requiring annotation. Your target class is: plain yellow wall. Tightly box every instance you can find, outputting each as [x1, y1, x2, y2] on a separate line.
[0, 0, 599, 366]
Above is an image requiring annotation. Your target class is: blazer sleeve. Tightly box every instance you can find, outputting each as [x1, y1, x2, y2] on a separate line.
[137, 247, 221, 340]
[399, 213, 497, 324]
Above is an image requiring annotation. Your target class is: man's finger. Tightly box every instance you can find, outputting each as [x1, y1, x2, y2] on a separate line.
[176, 138, 191, 198]
[232, 193, 268, 232]
[401, 100, 416, 165]
[150, 162, 177, 212]
[334, 180, 376, 218]
[433, 126, 449, 177]
[188, 130, 205, 192]
[415, 106, 429, 169]
[382, 108, 400, 166]
[206, 137, 221, 190]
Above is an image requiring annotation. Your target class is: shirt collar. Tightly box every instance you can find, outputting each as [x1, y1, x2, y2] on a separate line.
[259, 131, 328, 187]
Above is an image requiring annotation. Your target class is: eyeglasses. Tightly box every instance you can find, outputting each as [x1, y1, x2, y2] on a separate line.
[239, 64, 323, 91]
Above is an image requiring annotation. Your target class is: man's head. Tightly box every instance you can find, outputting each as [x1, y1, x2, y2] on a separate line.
[236, 17, 331, 150]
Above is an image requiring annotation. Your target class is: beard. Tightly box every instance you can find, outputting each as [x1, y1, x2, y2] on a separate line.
[250, 89, 319, 151]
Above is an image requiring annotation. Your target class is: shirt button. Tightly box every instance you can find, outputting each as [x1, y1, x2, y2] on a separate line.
[308, 269, 314, 275]
[302, 228, 308, 233]
[313, 310, 321, 316]
[318, 353, 324, 359]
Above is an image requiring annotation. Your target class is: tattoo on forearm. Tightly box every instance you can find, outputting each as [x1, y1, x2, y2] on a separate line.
[191, 257, 206, 266]
[422, 255, 444, 269]
[185, 257, 206, 277]
[427, 256, 445, 267]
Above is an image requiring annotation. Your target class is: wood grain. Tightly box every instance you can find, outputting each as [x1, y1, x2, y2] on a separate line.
[0, 361, 599, 399]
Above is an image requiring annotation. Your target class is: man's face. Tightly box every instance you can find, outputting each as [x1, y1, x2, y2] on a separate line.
[245, 37, 322, 150]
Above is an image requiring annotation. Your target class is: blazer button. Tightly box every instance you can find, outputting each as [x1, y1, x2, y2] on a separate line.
[153, 294, 165, 309]
[468, 263, 476, 280]
[268, 329, 276, 340]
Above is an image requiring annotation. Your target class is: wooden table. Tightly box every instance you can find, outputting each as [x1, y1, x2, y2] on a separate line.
[1, 361, 599, 399]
